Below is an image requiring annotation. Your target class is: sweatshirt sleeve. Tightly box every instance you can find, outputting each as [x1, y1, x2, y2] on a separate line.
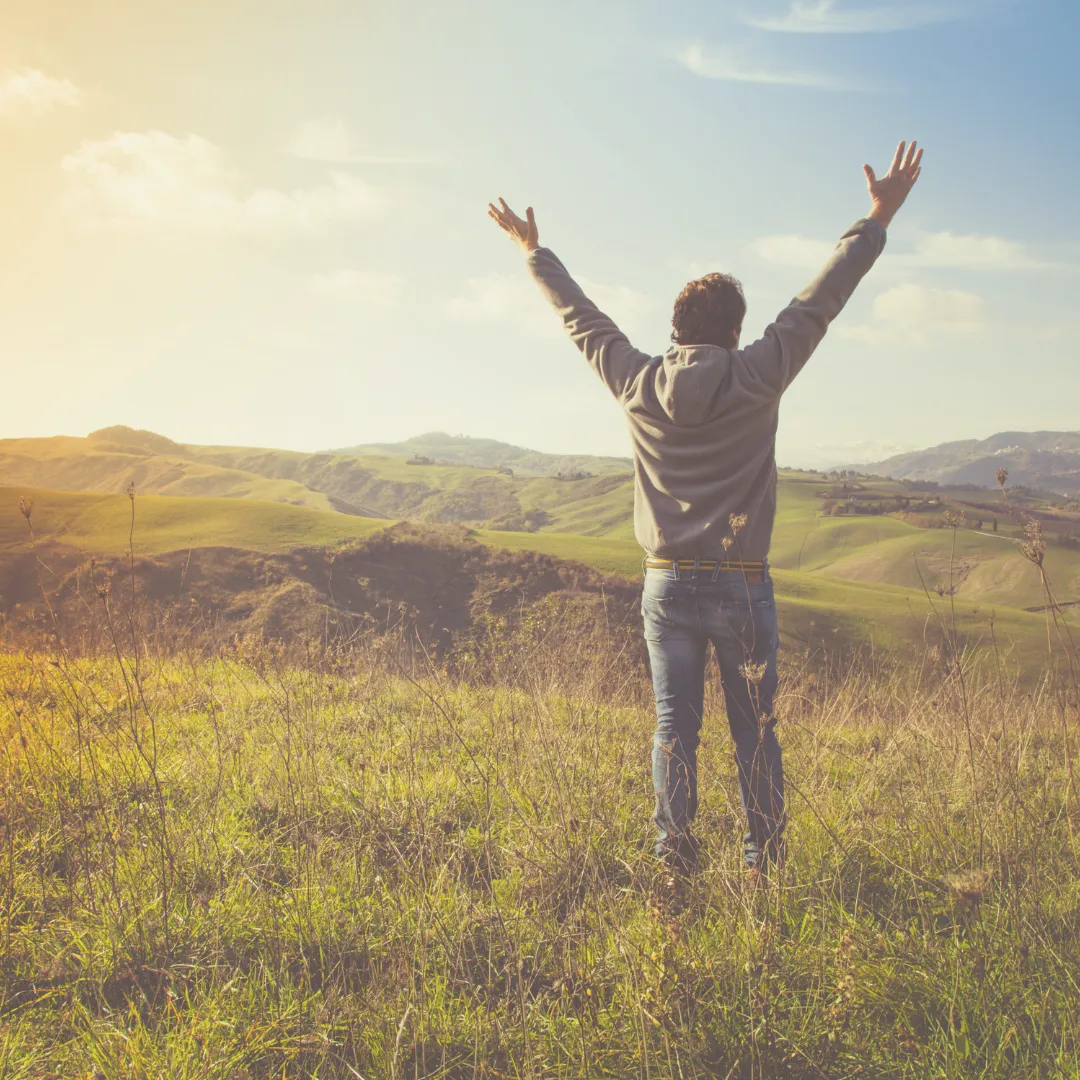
[738, 218, 886, 398]
[526, 246, 653, 402]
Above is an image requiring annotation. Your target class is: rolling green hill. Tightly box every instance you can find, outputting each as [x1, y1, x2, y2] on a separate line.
[0, 487, 387, 555]
[0, 427, 633, 529]
[5, 433, 1078, 614]
[334, 431, 633, 477]
[5, 429, 1080, 675]
[766, 474, 1080, 611]
[0, 432, 346, 512]
[473, 524, 1060, 668]
[1, 481, 1069, 673]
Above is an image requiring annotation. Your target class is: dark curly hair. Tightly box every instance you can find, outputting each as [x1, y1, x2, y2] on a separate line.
[671, 273, 746, 349]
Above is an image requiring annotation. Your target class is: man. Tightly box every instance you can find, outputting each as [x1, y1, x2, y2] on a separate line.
[489, 141, 923, 876]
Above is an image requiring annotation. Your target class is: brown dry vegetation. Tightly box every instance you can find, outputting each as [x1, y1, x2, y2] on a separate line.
[0, 521, 643, 684]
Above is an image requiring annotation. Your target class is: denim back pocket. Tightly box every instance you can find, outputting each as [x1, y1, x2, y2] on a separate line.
[641, 592, 677, 642]
[727, 580, 775, 611]
[718, 581, 778, 654]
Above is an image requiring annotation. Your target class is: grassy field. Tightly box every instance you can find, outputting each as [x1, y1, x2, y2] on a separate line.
[516, 474, 636, 537]
[767, 475, 1080, 612]
[2, 639, 1078, 1077]
[0, 487, 388, 555]
[475, 525, 1065, 674]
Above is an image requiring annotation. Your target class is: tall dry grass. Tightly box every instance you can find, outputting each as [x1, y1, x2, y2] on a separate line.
[1, 489, 1079, 1077]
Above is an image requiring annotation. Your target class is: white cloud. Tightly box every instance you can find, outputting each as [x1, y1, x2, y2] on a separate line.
[751, 230, 1058, 273]
[445, 275, 655, 340]
[909, 231, 1054, 270]
[745, 0, 960, 33]
[676, 43, 851, 89]
[308, 269, 403, 306]
[0, 69, 81, 118]
[62, 131, 384, 231]
[445, 275, 562, 337]
[838, 283, 985, 343]
[749, 234, 835, 270]
[290, 116, 433, 165]
[578, 278, 656, 333]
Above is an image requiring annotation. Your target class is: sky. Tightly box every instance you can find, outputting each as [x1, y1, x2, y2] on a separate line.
[1, 0, 1078, 468]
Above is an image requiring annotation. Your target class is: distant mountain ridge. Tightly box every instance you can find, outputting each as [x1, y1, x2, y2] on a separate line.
[334, 432, 633, 477]
[859, 430, 1080, 494]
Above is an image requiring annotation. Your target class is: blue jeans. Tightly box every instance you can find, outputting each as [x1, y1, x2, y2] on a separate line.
[641, 564, 785, 869]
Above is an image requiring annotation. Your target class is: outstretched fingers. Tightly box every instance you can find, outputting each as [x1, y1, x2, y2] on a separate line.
[498, 197, 525, 226]
[488, 196, 537, 250]
[866, 139, 924, 225]
[496, 197, 526, 227]
[488, 198, 518, 234]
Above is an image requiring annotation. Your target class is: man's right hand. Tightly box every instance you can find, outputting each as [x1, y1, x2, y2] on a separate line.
[863, 141, 924, 230]
[488, 198, 539, 253]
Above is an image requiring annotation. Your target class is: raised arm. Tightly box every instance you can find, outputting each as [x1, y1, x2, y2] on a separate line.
[740, 140, 924, 397]
[488, 198, 652, 402]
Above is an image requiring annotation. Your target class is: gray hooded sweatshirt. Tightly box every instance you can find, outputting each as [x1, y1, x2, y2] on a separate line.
[526, 218, 886, 562]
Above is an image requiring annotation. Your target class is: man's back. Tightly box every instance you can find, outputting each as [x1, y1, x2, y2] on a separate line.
[525, 217, 886, 560]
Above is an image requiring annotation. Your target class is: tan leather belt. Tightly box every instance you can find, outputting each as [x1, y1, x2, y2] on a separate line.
[644, 557, 767, 584]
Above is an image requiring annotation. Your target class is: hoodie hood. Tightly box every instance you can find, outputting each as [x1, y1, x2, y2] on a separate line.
[651, 345, 734, 427]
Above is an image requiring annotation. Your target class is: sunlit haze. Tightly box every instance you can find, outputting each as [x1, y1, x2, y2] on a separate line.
[2, 0, 1077, 467]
